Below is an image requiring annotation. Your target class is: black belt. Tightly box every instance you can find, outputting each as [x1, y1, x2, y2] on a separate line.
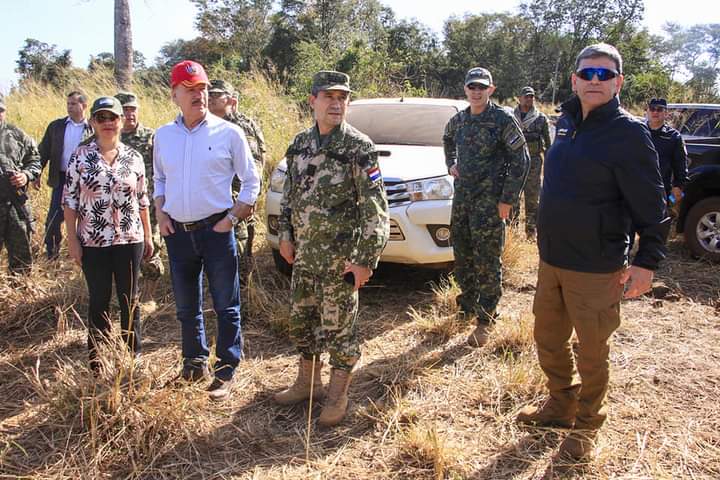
[172, 211, 227, 232]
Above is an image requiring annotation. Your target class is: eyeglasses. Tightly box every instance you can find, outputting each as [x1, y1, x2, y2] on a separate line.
[648, 106, 666, 113]
[94, 113, 119, 123]
[467, 84, 490, 91]
[575, 67, 619, 82]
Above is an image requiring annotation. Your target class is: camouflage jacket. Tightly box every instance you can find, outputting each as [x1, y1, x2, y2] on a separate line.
[513, 105, 551, 156]
[279, 122, 390, 273]
[0, 121, 41, 187]
[444, 103, 530, 205]
[224, 111, 266, 170]
[121, 124, 155, 193]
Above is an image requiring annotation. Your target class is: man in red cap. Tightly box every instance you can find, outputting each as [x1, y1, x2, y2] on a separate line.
[153, 60, 261, 400]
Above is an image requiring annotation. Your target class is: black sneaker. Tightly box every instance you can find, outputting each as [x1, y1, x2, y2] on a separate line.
[182, 359, 209, 382]
[207, 377, 233, 401]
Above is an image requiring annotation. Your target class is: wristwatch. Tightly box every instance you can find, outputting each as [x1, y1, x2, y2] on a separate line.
[226, 212, 240, 226]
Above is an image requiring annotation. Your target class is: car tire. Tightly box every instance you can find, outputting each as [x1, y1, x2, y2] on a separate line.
[272, 248, 293, 276]
[684, 196, 720, 262]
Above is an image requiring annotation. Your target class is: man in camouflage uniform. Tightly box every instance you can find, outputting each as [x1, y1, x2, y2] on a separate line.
[115, 92, 164, 284]
[208, 80, 266, 287]
[513, 86, 552, 240]
[444, 67, 529, 347]
[0, 99, 41, 274]
[274, 71, 389, 427]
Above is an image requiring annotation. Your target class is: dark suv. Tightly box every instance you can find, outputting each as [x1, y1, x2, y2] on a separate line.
[667, 104, 720, 261]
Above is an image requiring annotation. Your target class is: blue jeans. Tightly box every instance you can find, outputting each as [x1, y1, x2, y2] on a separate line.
[164, 223, 242, 381]
[44, 171, 65, 259]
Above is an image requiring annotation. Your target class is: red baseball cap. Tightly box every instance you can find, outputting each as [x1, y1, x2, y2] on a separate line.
[170, 60, 210, 88]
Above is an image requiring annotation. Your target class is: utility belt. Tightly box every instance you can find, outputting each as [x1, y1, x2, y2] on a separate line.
[172, 210, 227, 232]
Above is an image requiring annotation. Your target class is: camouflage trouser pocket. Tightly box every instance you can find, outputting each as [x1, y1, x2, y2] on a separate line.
[141, 255, 165, 279]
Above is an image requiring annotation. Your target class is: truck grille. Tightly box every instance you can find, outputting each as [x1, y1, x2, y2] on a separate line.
[389, 219, 405, 241]
[384, 180, 410, 206]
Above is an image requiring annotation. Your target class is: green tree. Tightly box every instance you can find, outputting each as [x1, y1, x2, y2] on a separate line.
[15, 38, 72, 85]
[191, 0, 275, 70]
[443, 13, 535, 100]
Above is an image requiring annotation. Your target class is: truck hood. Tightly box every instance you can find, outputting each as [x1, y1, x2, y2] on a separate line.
[274, 144, 449, 182]
[375, 144, 447, 182]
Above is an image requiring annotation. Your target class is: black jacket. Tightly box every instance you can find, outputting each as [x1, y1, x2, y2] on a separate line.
[38, 117, 93, 188]
[538, 96, 669, 273]
[647, 123, 689, 195]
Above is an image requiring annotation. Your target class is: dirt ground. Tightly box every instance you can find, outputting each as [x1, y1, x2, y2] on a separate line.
[0, 233, 719, 479]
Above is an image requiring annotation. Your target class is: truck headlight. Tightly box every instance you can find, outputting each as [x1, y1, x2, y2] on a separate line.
[408, 177, 453, 201]
[270, 168, 286, 193]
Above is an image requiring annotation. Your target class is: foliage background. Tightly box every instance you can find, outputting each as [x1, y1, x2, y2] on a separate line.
[9, 0, 720, 106]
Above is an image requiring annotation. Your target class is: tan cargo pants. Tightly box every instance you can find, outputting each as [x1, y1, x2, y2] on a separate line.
[533, 260, 624, 430]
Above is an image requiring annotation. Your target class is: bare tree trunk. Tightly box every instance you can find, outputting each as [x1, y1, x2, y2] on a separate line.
[114, 0, 133, 89]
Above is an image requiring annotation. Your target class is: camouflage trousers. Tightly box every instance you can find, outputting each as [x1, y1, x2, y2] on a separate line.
[451, 190, 505, 323]
[140, 225, 165, 280]
[289, 268, 360, 371]
[514, 154, 543, 238]
[0, 201, 33, 274]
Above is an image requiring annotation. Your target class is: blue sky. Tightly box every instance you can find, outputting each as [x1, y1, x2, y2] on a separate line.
[1, 0, 717, 94]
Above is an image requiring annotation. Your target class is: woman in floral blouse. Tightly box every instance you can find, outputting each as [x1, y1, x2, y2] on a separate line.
[63, 96, 153, 371]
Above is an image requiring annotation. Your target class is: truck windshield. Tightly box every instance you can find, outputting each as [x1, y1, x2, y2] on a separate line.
[668, 107, 720, 137]
[347, 104, 459, 147]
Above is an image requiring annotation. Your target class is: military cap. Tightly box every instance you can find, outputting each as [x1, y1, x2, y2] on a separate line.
[648, 98, 667, 108]
[520, 86, 535, 96]
[0, 99, 5, 111]
[115, 91, 139, 107]
[311, 70, 351, 93]
[209, 79, 235, 95]
[464, 67, 493, 87]
[90, 96, 123, 117]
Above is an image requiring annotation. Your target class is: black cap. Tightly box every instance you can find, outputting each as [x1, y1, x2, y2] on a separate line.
[648, 98, 667, 108]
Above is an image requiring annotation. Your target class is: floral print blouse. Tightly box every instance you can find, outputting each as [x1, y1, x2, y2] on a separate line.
[63, 141, 149, 247]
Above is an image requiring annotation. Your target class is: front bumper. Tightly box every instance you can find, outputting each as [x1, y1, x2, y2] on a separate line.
[265, 190, 454, 266]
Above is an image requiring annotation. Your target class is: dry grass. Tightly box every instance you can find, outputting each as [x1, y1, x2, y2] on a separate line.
[1, 77, 719, 479]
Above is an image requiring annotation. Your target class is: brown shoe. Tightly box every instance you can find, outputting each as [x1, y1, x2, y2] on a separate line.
[318, 368, 353, 427]
[516, 387, 579, 428]
[207, 377, 234, 401]
[467, 322, 490, 347]
[555, 430, 597, 462]
[274, 356, 325, 406]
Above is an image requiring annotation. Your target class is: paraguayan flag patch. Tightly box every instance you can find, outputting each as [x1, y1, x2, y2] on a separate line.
[366, 166, 381, 182]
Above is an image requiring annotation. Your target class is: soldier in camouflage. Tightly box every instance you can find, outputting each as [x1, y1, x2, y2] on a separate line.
[208, 80, 266, 287]
[444, 67, 530, 347]
[0, 99, 42, 274]
[512, 86, 552, 240]
[114, 92, 164, 283]
[274, 71, 389, 427]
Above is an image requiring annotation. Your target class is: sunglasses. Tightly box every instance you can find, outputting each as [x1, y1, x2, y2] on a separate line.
[648, 106, 666, 112]
[575, 67, 619, 82]
[467, 84, 490, 91]
[208, 92, 229, 98]
[94, 112, 120, 123]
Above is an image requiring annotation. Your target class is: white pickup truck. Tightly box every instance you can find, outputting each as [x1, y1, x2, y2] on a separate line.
[265, 97, 468, 274]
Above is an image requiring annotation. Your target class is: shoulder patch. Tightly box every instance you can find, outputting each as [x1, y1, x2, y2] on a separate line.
[366, 166, 382, 183]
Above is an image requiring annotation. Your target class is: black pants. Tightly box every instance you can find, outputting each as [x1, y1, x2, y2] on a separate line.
[81, 243, 143, 367]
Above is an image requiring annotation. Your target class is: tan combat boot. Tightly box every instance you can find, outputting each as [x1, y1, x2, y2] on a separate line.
[467, 322, 490, 347]
[318, 368, 353, 427]
[555, 429, 597, 462]
[516, 386, 580, 428]
[274, 357, 325, 406]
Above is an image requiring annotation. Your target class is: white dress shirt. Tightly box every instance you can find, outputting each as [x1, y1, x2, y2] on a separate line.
[153, 113, 260, 223]
[61, 118, 87, 172]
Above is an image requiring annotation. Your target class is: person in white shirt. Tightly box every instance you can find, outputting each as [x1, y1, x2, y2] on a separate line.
[37, 91, 93, 259]
[153, 60, 260, 401]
